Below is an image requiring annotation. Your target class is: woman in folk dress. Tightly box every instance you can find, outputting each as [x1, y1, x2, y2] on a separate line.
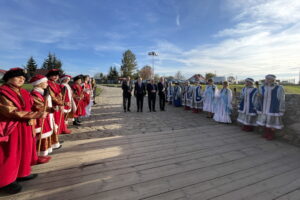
[213, 81, 233, 123]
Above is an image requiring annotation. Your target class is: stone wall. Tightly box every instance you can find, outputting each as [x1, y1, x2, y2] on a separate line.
[232, 94, 300, 146]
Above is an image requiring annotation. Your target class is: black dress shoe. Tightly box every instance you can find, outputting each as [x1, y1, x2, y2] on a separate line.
[127, 109, 131, 112]
[73, 121, 81, 126]
[17, 174, 38, 182]
[153, 110, 156, 112]
[1, 181, 22, 194]
[124, 110, 126, 112]
[137, 110, 140, 112]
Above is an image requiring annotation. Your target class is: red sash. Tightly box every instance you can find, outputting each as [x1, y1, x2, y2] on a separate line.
[0, 85, 33, 142]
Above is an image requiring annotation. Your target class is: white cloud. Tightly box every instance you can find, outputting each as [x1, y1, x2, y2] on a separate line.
[176, 14, 180, 27]
[153, 0, 300, 82]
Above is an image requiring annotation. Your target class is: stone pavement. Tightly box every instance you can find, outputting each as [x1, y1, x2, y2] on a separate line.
[1, 86, 300, 200]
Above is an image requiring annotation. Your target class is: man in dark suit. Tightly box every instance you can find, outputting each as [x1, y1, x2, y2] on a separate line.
[134, 77, 146, 112]
[122, 76, 133, 112]
[147, 79, 158, 112]
[158, 77, 166, 111]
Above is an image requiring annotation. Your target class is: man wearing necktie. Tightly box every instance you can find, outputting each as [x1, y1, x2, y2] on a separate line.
[147, 79, 158, 112]
[158, 77, 166, 111]
[134, 77, 146, 112]
[121, 76, 132, 112]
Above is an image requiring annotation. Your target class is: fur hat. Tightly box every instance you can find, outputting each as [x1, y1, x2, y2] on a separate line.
[46, 69, 60, 77]
[245, 78, 254, 84]
[2, 68, 27, 82]
[265, 74, 276, 80]
[59, 74, 72, 82]
[30, 74, 48, 86]
[73, 75, 83, 82]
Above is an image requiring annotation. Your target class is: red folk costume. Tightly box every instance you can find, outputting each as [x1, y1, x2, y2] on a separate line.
[0, 70, 43, 188]
[30, 75, 59, 156]
[72, 83, 86, 117]
[60, 75, 77, 122]
[82, 82, 91, 107]
[47, 70, 70, 135]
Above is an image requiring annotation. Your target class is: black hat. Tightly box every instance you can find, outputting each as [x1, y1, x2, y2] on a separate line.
[2, 68, 27, 82]
[73, 75, 83, 82]
[46, 69, 60, 77]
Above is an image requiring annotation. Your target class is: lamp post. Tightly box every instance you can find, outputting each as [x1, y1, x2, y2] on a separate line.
[148, 51, 159, 78]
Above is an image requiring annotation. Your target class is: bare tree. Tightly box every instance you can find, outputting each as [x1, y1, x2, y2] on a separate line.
[174, 71, 185, 80]
[227, 76, 236, 83]
[139, 65, 153, 80]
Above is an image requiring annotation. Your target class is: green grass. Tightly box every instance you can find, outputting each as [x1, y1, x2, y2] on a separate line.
[209, 84, 300, 94]
[22, 84, 33, 91]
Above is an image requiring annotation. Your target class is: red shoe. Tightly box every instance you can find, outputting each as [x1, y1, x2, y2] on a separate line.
[266, 130, 275, 140]
[245, 126, 254, 132]
[242, 125, 247, 131]
[61, 129, 72, 134]
[37, 156, 51, 164]
[262, 128, 269, 138]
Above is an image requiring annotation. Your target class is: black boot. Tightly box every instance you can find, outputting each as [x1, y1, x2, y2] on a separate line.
[1, 182, 22, 194]
[17, 174, 38, 182]
[73, 120, 81, 126]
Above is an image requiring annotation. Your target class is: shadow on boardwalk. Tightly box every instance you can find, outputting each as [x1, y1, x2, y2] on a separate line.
[1, 86, 300, 200]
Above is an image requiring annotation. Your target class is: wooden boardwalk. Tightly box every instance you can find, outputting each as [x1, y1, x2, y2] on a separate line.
[1, 86, 300, 200]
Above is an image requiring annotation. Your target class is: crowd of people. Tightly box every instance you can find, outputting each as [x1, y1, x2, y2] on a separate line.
[0, 68, 286, 195]
[0, 68, 97, 194]
[122, 74, 285, 141]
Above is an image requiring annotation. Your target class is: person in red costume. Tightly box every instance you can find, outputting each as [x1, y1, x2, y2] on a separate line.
[30, 74, 58, 164]
[0, 68, 47, 194]
[46, 69, 71, 135]
[59, 75, 77, 126]
[82, 75, 92, 117]
[72, 75, 85, 125]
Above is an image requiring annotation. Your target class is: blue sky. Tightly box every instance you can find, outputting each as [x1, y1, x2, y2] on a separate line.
[0, 0, 300, 82]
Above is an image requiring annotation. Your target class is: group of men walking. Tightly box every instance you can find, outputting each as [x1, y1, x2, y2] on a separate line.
[122, 76, 167, 112]
[0, 68, 96, 194]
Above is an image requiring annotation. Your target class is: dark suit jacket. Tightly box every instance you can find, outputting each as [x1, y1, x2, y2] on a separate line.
[147, 83, 158, 96]
[134, 82, 146, 96]
[122, 81, 133, 97]
[157, 82, 166, 96]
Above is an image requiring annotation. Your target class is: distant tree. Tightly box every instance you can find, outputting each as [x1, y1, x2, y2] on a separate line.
[120, 50, 137, 77]
[107, 66, 119, 83]
[205, 72, 216, 80]
[227, 76, 236, 83]
[174, 71, 185, 80]
[165, 76, 175, 82]
[25, 56, 38, 78]
[94, 72, 104, 79]
[139, 65, 153, 80]
[132, 71, 140, 80]
[41, 53, 63, 71]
